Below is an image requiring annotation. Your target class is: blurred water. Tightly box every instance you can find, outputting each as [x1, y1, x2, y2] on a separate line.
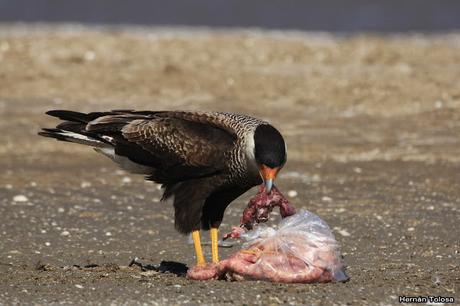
[1, 0, 459, 32]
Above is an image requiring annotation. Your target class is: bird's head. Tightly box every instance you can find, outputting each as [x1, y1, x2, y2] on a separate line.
[253, 124, 287, 194]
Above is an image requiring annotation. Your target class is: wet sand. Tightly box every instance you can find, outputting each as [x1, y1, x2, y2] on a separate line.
[0, 25, 459, 305]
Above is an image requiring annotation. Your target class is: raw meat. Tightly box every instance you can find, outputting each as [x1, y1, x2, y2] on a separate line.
[223, 185, 296, 240]
[188, 210, 348, 283]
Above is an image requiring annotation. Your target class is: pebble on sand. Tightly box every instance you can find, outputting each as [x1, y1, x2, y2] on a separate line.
[83, 51, 96, 61]
[287, 190, 298, 198]
[334, 227, 351, 237]
[13, 195, 28, 202]
[80, 181, 91, 188]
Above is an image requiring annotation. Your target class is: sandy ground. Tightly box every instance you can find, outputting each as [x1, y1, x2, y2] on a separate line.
[0, 24, 459, 305]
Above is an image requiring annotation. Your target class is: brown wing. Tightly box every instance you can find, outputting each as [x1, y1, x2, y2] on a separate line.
[85, 111, 237, 184]
[122, 117, 233, 169]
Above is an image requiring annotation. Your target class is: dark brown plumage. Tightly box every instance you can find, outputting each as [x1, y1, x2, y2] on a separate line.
[39, 110, 287, 235]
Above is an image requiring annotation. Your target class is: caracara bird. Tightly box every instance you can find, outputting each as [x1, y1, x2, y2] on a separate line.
[39, 110, 287, 266]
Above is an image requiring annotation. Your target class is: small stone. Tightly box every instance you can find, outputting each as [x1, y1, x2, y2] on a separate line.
[45, 242, 51, 246]
[58, 207, 65, 213]
[13, 195, 28, 202]
[75, 284, 84, 289]
[61, 231, 70, 236]
[287, 190, 298, 198]
[407, 227, 415, 232]
[80, 181, 91, 188]
[353, 167, 362, 173]
[5, 184, 13, 189]
[105, 232, 112, 236]
[334, 227, 351, 237]
[311, 174, 321, 182]
[140, 271, 156, 277]
[322, 196, 332, 202]
[83, 51, 96, 61]
[122, 177, 132, 184]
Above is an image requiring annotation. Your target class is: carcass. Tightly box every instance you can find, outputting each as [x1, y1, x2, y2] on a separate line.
[188, 186, 348, 283]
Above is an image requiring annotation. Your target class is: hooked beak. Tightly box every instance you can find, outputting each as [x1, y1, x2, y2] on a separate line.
[259, 164, 280, 193]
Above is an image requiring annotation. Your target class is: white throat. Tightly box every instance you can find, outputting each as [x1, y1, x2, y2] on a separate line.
[244, 129, 259, 176]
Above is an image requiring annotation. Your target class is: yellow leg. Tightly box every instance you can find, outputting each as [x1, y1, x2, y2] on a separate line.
[211, 227, 219, 263]
[192, 230, 206, 266]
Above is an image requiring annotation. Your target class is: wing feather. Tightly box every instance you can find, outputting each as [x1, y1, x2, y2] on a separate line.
[44, 109, 238, 185]
[121, 116, 235, 170]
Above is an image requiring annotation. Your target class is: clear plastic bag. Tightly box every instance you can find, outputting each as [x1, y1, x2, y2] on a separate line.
[219, 209, 349, 283]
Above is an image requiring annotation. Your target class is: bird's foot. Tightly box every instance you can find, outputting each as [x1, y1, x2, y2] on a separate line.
[186, 263, 220, 280]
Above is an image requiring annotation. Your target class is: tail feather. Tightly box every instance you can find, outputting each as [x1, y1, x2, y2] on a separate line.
[56, 121, 85, 132]
[38, 128, 107, 147]
[40, 109, 135, 147]
[40, 108, 159, 153]
[46, 110, 109, 124]
[85, 115, 138, 132]
[46, 109, 148, 124]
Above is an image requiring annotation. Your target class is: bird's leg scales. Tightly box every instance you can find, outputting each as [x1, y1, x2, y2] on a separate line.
[191, 230, 206, 266]
[210, 228, 219, 263]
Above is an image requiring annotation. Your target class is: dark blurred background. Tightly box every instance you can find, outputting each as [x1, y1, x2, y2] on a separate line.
[1, 0, 460, 32]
